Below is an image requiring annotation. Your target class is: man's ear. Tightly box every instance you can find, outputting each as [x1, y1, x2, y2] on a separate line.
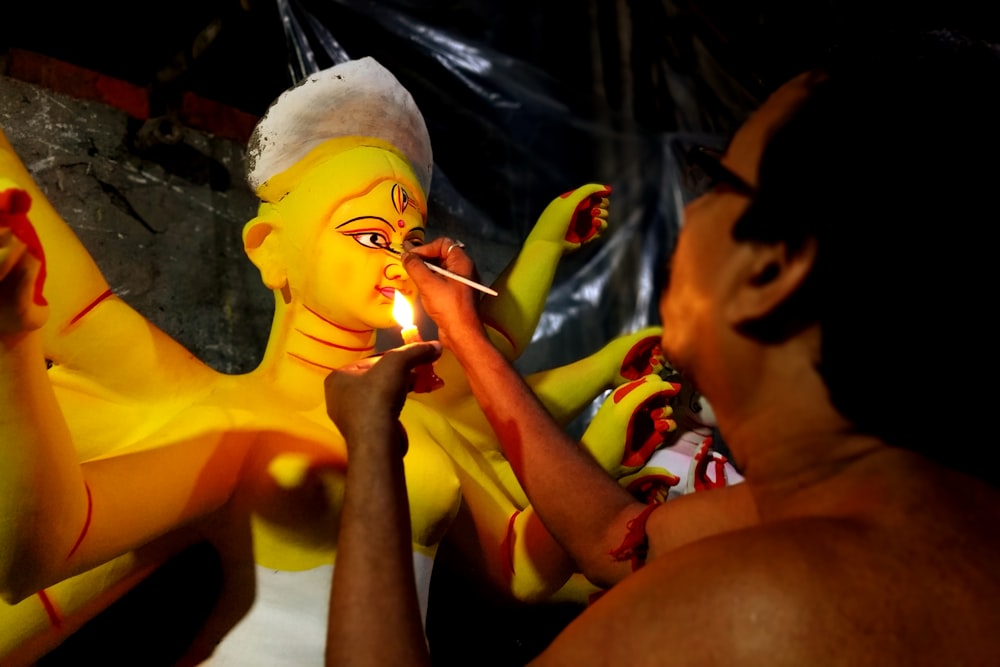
[725, 238, 817, 325]
[243, 206, 288, 292]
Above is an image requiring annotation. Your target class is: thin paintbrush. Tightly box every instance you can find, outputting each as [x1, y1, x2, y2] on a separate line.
[389, 247, 499, 297]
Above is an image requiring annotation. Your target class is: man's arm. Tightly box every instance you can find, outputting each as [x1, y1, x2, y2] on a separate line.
[324, 344, 441, 667]
[404, 240, 760, 587]
[404, 240, 648, 587]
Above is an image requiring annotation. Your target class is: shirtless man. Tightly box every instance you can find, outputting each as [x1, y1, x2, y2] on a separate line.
[322, 27, 1000, 665]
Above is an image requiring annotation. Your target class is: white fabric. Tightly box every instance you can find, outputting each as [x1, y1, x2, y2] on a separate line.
[206, 553, 433, 666]
[245, 57, 433, 195]
[644, 429, 744, 502]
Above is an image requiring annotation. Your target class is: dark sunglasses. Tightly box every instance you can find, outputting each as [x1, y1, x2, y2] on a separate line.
[670, 138, 756, 200]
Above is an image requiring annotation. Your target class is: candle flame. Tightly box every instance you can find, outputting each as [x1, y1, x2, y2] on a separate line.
[393, 290, 415, 328]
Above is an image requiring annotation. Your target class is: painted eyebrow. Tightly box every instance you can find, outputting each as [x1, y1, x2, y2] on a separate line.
[335, 215, 392, 229]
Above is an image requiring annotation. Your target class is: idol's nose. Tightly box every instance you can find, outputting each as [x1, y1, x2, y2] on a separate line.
[383, 257, 408, 283]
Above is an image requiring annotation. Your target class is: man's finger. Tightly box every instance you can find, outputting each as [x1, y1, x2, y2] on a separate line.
[389, 340, 442, 369]
[401, 251, 437, 283]
[404, 238, 475, 276]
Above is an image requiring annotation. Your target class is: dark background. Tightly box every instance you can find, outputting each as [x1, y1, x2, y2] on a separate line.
[5, 1, 998, 131]
[4, 1, 998, 125]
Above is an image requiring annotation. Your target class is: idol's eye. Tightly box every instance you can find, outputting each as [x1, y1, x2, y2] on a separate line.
[405, 236, 425, 247]
[345, 231, 392, 250]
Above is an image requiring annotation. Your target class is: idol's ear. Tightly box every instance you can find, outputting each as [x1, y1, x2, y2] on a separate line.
[243, 204, 288, 293]
[724, 237, 817, 326]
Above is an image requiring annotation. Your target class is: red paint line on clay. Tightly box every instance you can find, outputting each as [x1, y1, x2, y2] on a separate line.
[66, 483, 93, 559]
[36, 589, 62, 629]
[296, 329, 376, 352]
[67, 289, 114, 327]
[302, 304, 374, 334]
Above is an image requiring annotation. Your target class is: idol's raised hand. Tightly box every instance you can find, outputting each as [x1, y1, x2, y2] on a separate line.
[581, 374, 682, 478]
[528, 183, 611, 250]
[0, 181, 47, 335]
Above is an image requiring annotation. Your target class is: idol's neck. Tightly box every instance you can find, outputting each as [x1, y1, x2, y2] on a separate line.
[252, 296, 377, 408]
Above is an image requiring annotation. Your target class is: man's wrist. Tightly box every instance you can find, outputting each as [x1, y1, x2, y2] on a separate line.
[343, 420, 407, 456]
[447, 327, 506, 370]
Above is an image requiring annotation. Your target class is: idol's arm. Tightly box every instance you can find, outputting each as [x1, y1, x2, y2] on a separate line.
[0, 183, 241, 603]
[0, 126, 209, 394]
[0, 348, 246, 605]
[0, 330, 92, 603]
[424, 418, 577, 601]
[523, 325, 664, 429]
[0, 127, 109, 349]
[0, 182, 89, 601]
[479, 183, 610, 361]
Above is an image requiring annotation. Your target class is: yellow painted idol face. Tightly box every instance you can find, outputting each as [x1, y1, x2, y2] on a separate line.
[270, 143, 428, 330]
[322, 178, 426, 328]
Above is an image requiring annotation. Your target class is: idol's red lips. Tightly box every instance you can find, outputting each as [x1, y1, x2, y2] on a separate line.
[378, 286, 396, 300]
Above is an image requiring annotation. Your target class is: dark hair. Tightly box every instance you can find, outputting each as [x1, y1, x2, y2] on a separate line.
[732, 29, 1000, 481]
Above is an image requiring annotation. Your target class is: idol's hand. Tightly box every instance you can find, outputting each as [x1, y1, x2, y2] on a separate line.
[324, 341, 442, 451]
[0, 181, 48, 335]
[581, 375, 682, 478]
[604, 326, 667, 383]
[402, 238, 485, 350]
[527, 183, 611, 250]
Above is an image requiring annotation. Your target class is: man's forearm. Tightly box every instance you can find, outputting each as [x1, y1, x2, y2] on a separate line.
[326, 421, 430, 667]
[445, 328, 642, 585]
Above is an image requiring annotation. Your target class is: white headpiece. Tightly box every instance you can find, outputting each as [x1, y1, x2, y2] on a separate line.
[246, 57, 433, 196]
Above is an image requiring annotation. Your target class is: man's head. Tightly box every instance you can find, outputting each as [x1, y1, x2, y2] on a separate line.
[661, 29, 1000, 476]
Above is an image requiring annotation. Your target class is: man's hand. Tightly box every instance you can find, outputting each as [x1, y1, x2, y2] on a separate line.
[324, 341, 442, 449]
[401, 238, 485, 351]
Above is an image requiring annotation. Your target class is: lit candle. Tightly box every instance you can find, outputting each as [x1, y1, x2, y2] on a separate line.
[393, 291, 444, 392]
[393, 291, 422, 344]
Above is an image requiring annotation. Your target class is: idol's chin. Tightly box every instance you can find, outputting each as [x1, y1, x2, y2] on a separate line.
[369, 312, 399, 331]
[343, 302, 395, 331]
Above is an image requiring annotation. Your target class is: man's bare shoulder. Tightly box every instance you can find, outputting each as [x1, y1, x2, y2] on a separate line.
[533, 512, 1000, 665]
